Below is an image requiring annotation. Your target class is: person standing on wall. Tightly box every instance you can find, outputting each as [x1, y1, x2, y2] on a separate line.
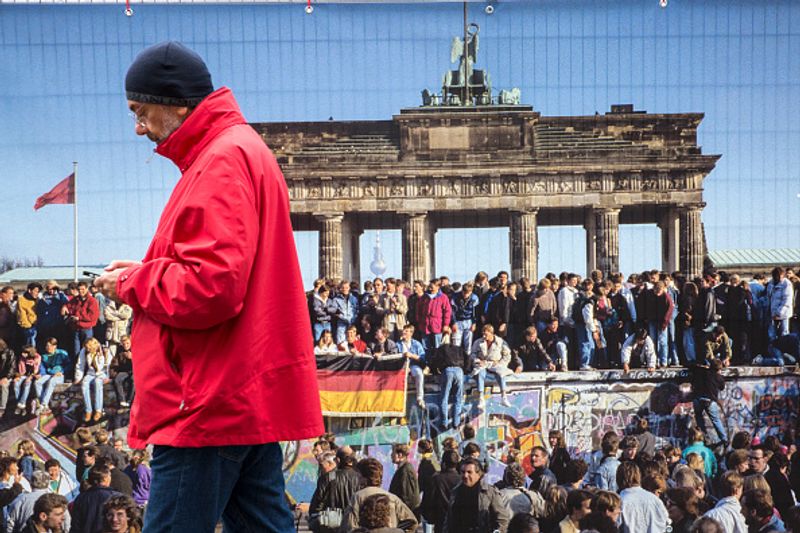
[95, 41, 324, 532]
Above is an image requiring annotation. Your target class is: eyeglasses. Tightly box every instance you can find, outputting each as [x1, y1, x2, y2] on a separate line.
[128, 106, 147, 127]
[749, 455, 765, 461]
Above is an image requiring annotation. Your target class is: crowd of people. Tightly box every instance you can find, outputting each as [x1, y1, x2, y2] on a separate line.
[307, 422, 800, 533]
[309, 266, 799, 417]
[0, 427, 148, 533]
[0, 280, 134, 421]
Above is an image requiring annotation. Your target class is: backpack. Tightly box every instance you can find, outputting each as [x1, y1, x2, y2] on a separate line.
[572, 294, 590, 324]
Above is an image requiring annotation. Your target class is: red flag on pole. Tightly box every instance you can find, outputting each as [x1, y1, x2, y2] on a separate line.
[34, 173, 75, 210]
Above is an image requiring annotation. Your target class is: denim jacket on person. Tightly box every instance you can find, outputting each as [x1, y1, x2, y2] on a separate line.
[451, 292, 479, 323]
[332, 293, 360, 327]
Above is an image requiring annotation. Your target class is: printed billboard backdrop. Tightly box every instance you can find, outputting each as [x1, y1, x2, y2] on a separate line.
[0, 368, 796, 504]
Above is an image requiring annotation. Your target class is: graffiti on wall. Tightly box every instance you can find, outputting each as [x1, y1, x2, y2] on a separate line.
[0, 370, 797, 505]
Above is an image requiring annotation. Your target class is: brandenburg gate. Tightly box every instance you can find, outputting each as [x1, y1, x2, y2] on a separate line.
[251, 26, 720, 283]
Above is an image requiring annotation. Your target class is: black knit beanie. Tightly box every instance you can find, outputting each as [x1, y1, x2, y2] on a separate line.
[125, 41, 213, 107]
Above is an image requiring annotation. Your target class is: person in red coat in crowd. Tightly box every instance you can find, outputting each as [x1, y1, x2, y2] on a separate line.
[95, 41, 323, 532]
[416, 280, 453, 355]
[63, 282, 99, 360]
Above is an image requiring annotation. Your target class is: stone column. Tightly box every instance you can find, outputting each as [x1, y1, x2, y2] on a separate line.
[316, 213, 344, 280]
[402, 213, 432, 282]
[341, 215, 362, 283]
[658, 208, 680, 274]
[584, 210, 597, 276]
[510, 208, 539, 282]
[594, 208, 621, 277]
[679, 204, 705, 278]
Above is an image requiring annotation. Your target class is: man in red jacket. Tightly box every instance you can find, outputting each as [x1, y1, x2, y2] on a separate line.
[95, 42, 323, 532]
[63, 282, 99, 360]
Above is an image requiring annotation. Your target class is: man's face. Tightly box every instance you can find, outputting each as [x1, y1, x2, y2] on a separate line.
[575, 499, 592, 520]
[373, 280, 384, 293]
[499, 273, 508, 286]
[483, 330, 495, 343]
[391, 451, 404, 465]
[45, 343, 56, 354]
[414, 283, 424, 296]
[568, 277, 578, 288]
[622, 447, 637, 460]
[41, 507, 66, 530]
[78, 285, 88, 298]
[526, 331, 537, 344]
[128, 100, 188, 144]
[748, 450, 767, 473]
[375, 329, 386, 343]
[122, 338, 132, 351]
[106, 508, 128, 533]
[531, 449, 547, 468]
[547, 320, 559, 333]
[346, 329, 357, 343]
[0, 290, 12, 303]
[30, 287, 40, 299]
[339, 284, 349, 296]
[426, 283, 437, 294]
[47, 465, 60, 481]
[460, 464, 482, 488]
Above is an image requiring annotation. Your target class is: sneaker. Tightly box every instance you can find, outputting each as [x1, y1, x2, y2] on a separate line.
[93, 411, 102, 422]
[752, 355, 765, 366]
[579, 366, 594, 371]
[500, 395, 512, 408]
[120, 401, 130, 408]
[559, 364, 568, 372]
[14, 403, 24, 415]
[84, 412, 92, 423]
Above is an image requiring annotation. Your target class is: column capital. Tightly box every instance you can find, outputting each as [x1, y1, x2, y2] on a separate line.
[398, 211, 428, 219]
[313, 212, 345, 222]
[674, 202, 706, 212]
[593, 207, 621, 215]
[510, 207, 540, 215]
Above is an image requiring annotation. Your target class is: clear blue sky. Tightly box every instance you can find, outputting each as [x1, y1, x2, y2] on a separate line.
[1, 1, 798, 288]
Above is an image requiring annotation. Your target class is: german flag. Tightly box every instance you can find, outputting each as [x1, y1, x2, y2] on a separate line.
[316, 354, 409, 417]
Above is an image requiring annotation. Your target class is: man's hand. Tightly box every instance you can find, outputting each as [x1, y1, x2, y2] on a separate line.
[623, 363, 630, 373]
[95, 260, 141, 302]
[647, 366, 655, 373]
[514, 367, 522, 374]
[547, 363, 556, 372]
[442, 325, 452, 335]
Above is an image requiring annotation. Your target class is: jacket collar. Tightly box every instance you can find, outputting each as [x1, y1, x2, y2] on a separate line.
[155, 87, 247, 173]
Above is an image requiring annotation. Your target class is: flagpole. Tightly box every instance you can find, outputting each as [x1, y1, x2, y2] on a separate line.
[73, 161, 78, 282]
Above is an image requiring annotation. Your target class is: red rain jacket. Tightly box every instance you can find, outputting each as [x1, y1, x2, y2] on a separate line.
[118, 88, 323, 448]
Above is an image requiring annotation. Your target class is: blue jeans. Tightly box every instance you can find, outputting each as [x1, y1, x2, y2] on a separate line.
[667, 320, 680, 365]
[475, 367, 507, 394]
[72, 328, 93, 359]
[81, 375, 104, 413]
[648, 322, 669, 366]
[694, 398, 728, 443]
[409, 365, 425, 401]
[683, 329, 696, 364]
[421, 333, 442, 357]
[769, 318, 791, 341]
[452, 320, 473, 351]
[144, 443, 294, 533]
[21, 327, 36, 348]
[576, 326, 595, 368]
[35, 374, 64, 407]
[14, 377, 35, 406]
[312, 322, 330, 342]
[440, 367, 464, 427]
[334, 324, 349, 345]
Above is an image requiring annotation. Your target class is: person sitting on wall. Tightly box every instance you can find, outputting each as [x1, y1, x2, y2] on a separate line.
[13, 344, 41, 416]
[74, 337, 110, 423]
[314, 329, 339, 356]
[369, 327, 398, 358]
[514, 327, 556, 372]
[470, 324, 513, 408]
[396, 324, 427, 409]
[539, 318, 569, 372]
[34, 337, 70, 415]
[108, 335, 134, 409]
[338, 325, 370, 356]
[703, 326, 732, 367]
[754, 332, 800, 367]
[620, 328, 657, 373]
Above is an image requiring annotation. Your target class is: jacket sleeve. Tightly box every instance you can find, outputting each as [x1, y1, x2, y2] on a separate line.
[82, 297, 100, 326]
[117, 161, 259, 330]
[491, 487, 513, 533]
[74, 349, 86, 382]
[662, 294, 675, 328]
